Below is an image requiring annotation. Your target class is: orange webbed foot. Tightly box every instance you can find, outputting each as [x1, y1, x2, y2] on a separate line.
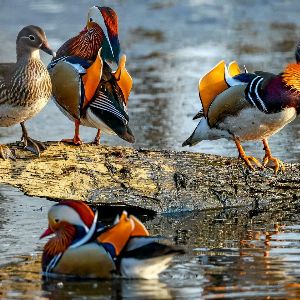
[240, 155, 263, 171]
[61, 137, 83, 146]
[234, 138, 262, 171]
[262, 139, 284, 175]
[263, 155, 285, 174]
[62, 120, 83, 145]
[92, 129, 101, 145]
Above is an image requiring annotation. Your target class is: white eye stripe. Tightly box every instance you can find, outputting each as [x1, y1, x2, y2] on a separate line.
[88, 8, 114, 56]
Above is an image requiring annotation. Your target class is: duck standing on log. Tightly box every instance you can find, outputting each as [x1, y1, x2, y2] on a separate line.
[0, 25, 55, 159]
[48, 6, 134, 145]
[183, 43, 300, 174]
[40, 200, 184, 279]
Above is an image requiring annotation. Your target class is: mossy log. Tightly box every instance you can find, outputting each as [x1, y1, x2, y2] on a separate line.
[0, 142, 299, 213]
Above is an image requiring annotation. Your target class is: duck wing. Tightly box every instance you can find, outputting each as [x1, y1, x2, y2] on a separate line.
[207, 84, 251, 127]
[48, 56, 89, 120]
[117, 236, 185, 279]
[207, 70, 280, 128]
[86, 62, 135, 143]
[112, 55, 133, 106]
[0, 63, 15, 81]
[199, 60, 242, 118]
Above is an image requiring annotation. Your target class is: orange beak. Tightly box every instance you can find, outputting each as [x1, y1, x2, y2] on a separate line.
[40, 227, 54, 239]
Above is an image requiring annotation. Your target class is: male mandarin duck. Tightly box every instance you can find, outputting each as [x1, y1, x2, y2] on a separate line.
[40, 200, 184, 279]
[48, 6, 134, 145]
[183, 44, 300, 174]
[0, 25, 54, 159]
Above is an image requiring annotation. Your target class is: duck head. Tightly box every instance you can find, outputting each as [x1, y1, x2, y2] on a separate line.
[16, 25, 55, 60]
[87, 6, 120, 64]
[40, 200, 95, 256]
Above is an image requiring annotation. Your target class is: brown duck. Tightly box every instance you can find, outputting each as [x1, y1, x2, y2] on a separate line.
[0, 25, 55, 159]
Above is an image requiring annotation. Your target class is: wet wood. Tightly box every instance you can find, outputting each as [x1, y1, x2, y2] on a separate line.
[0, 142, 299, 213]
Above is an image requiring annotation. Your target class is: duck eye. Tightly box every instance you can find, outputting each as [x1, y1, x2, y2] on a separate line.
[29, 35, 35, 41]
[55, 219, 60, 223]
[89, 17, 93, 22]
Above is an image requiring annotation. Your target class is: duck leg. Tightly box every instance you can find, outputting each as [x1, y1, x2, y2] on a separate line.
[61, 119, 83, 145]
[20, 122, 46, 157]
[0, 145, 16, 161]
[93, 129, 101, 145]
[234, 137, 262, 170]
[262, 139, 284, 174]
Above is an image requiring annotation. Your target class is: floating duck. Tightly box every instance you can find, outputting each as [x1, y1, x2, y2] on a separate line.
[183, 45, 300, 173]
[40, 200, 184, 279]
[49, 6, 134, 145]
[0, 25, 55, 159]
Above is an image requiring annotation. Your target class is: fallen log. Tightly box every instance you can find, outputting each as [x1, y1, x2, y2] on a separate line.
[0, 142, 299, 213]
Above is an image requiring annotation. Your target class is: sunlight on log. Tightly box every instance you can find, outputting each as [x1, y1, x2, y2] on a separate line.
[0, 142, 299, 213]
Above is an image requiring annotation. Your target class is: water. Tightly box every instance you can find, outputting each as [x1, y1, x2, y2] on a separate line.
[0, 0, 300, 299]
[0, 189, 299, 299]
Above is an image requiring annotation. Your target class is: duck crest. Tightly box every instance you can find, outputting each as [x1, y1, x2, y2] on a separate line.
[100, 7, 118, 36]
[44, 222, 76, 256]
[282, 63, 300, 92]
[57, 200, 95, 228]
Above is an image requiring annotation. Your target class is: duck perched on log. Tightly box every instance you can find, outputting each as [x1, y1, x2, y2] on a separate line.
[183, 43, 300, 174]
[49, 6, 134, 145]
[40, 200, 184, 279]
[0, 25, 54, 159]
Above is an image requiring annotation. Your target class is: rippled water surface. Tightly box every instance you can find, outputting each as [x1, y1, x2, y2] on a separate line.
[0, 0, 300, 299]
[0, 188, 299, 299]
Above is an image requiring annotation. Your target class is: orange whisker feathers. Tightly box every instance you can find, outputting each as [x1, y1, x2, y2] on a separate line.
[44, 222, 76, 256]
[282, 63, 300, 92]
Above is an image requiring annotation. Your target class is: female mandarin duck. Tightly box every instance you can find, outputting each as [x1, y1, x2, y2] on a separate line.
[40, 200, 184, 279]
[0, 25, 54, 159]
[48, 6, 134, 145]
[183, 43, 300, 174]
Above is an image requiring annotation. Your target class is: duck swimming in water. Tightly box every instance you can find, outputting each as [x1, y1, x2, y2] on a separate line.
[41, 200, 184, 279]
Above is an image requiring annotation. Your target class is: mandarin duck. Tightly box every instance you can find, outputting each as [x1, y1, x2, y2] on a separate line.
[183, 45, 300, 174]
[40, 200, 184, 279]
[0, 25, 54, 159]
[48, 6, 134, 145]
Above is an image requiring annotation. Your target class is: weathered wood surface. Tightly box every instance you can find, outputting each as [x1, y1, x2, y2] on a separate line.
[0, 142, 299, 213]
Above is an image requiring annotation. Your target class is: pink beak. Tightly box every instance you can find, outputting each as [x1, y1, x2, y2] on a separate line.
[40, 227, 54, 239]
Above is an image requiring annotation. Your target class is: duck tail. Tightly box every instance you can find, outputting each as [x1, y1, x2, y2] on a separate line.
[182, 126, 202, 147]
[119, 237, 185, 279]
[118, 125, 135, 143]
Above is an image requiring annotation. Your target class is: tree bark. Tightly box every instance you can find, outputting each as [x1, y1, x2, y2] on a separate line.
[0, 142, 299, 213]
